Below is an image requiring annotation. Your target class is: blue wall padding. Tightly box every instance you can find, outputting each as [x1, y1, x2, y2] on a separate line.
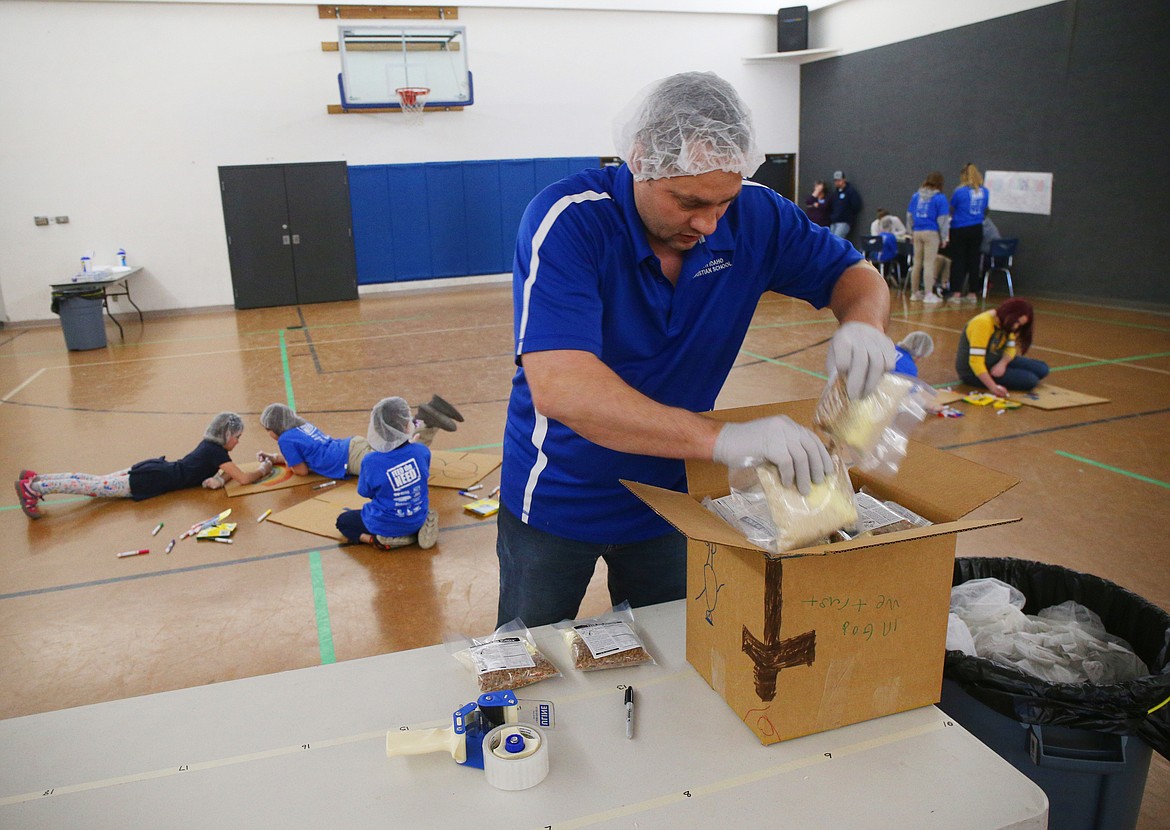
[350, 157, 601, 284]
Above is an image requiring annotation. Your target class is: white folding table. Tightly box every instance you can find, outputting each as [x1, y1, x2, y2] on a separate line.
[0, 600, 1047, 829]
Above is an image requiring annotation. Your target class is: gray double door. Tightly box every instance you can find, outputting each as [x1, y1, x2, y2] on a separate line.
[219, 162, 358, 310]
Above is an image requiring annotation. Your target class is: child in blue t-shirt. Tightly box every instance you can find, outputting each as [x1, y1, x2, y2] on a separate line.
[335, 397, 439, 551]
[257, 395, 462, 480]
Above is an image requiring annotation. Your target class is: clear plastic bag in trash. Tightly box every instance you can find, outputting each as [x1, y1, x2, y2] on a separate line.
[948, 577, 1150, 685]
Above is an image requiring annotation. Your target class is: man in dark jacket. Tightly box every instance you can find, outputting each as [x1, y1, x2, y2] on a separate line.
[830, 170, 862, 240]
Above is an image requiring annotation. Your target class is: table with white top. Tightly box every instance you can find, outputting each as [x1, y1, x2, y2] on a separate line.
[50, 266, 144, 338]
[0, 600, 1048, 829]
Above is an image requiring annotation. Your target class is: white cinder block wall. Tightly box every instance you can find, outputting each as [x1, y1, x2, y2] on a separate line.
[0, 0, 1057, 323]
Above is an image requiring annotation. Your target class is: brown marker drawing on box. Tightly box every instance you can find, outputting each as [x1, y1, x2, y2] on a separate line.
[694, 542, 726, 625]
[741, 559, 816, 702]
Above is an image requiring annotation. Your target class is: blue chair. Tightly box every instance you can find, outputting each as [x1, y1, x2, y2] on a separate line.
[981, 238, 1017, 298]
[863, 233, 904, 289]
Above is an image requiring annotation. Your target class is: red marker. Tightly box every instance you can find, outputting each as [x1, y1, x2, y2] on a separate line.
[116, 549, 150, 559]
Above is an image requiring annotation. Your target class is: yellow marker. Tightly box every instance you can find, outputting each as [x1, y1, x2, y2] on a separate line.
[257, 509, 272, 523]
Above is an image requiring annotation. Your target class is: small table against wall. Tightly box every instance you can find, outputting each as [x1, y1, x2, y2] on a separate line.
[49, 267, 144, 339]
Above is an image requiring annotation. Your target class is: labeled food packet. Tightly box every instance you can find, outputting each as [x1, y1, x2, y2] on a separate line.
[451, 618, 561, 692]
[553, 601, 655, 672]
[815, 372, 934, 476]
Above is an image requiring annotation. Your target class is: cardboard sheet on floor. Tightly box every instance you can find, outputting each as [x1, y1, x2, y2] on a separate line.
[225, 462, 330, 496]
[1016, 383, 1110, 409]
[428, 450, 502, 489]
[266, 482, 367, 541]
[932, 389, 965, 406]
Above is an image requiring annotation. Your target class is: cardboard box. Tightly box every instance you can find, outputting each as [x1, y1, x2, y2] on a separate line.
[624, 400, 1019, 745]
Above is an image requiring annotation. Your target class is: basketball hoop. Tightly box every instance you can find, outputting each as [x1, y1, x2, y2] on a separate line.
[396, 87, 430, 124]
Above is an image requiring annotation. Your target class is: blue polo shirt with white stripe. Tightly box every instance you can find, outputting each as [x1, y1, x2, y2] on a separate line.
[502, 163, 861, 543]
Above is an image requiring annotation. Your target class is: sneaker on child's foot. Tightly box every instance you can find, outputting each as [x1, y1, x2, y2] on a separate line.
[923, 293, 943, 305]
[14, 476, 41, 519]
[417, 510, 439, 549]
[962, 293, 979, 303]
[910, 291, 924, 302]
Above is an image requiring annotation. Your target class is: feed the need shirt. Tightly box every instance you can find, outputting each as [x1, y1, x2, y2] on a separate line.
[278, 423, 351, 479]
[357, 442, 431, 537]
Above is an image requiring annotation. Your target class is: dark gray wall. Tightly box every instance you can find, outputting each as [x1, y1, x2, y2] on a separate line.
[799, 0, 1170, 309]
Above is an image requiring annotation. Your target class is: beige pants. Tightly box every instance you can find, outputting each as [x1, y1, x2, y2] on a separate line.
[911, 230, 940, 295]
[344, 426, 437, 475]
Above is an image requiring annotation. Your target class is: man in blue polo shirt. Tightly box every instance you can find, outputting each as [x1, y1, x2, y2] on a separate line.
[497, 71, 895, 628]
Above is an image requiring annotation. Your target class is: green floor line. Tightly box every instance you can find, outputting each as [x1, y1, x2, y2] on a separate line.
[308, 551, 336, 665]
[738, 350, 828, 381]
[452, 441, 504, 451]
[1041, 309, 1170, 334]
[748, 317, 836, 331]
[279, 330, 296, 409]
[1054, 451, 1170, 489]
[1048, 351, 1170, 372]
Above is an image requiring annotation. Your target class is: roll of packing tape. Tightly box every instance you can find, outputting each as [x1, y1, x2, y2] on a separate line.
[481, 724, 549, 791]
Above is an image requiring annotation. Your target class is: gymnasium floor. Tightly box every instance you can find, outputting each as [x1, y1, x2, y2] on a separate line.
[1, 281, 1167, 826]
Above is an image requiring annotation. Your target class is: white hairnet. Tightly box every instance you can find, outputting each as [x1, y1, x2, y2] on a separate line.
[367, 397, 414, 453]
[260, 403, 306, 435]
[614, 71, 764, 181]
[898, 331, 935, 360]
[204, 412, 244, 447]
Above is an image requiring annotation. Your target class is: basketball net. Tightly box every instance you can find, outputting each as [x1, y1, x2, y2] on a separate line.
[396, 87, 430, 125]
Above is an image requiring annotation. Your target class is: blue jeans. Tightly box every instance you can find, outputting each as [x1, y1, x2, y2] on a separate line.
[829, 222, 851, 238]
[959, 355, 1050, 391]
[495, 503, 686, 628]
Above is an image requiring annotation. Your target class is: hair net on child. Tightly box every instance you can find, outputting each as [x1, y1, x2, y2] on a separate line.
[898, 331, 935, 360]
[614, 71, 764, 181]
[367, 397, 414, 453]
[260, 403, 306, 435]
[204, 412, 244, 447]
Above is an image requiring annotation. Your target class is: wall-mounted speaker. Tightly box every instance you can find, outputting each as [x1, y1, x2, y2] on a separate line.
[777, 6, 809, 53]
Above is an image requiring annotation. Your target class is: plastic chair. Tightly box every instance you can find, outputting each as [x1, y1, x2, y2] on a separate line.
[981, 238, 1017, 298]
[862, 233, 904, 290]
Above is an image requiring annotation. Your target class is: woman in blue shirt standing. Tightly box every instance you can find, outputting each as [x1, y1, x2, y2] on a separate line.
[906, 171, 950, 304]
[949, 163, 989, 303]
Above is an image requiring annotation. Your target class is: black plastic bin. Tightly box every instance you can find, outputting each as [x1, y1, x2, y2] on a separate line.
[940, 557, 1170, 830]
[53, 291, 107, 350]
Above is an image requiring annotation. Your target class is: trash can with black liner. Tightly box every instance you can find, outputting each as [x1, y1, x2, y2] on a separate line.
[52, 289, 107, 350]
[940, 557, 1170, 830]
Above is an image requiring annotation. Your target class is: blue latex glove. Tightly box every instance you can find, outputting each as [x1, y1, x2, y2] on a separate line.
[712, 416, 832, 496]
[826, 322, 897, 399]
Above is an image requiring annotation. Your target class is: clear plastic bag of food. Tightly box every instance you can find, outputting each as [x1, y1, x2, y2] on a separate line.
[814, 371, 935, 476]
[553, 601, 655, 672]
[706, 453, 857, 554]
[451, 618, 561, 692]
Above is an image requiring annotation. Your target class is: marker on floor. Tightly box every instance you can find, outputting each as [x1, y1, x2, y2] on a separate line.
[164, 539, 176, 555]
[257, 509, 272, 523]
[117, 549, 150, 559]
[151, 522, 164, 536]
[207, 537, 233, 544]
[489, 485, 500, 498]
[312, 481, 339, 491]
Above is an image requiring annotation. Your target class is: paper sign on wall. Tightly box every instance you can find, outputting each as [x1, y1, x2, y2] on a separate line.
[985, 171, 1053, 215]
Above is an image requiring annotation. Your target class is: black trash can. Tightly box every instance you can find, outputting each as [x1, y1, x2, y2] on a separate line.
[940, 557, 1170, 830]
[53, 291, 107, 350]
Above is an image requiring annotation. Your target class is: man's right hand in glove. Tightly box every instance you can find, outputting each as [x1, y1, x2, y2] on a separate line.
[712, 416, 833, 495]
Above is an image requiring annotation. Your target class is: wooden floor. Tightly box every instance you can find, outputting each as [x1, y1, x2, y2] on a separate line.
[1, 282, 1167, 826]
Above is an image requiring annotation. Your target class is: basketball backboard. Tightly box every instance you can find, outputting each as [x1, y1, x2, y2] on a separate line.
[338, 25, 473, 109]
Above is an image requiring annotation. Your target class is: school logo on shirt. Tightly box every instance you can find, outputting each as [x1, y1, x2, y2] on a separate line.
[387, 459, 422, 489]
[693, 257, 731, 279]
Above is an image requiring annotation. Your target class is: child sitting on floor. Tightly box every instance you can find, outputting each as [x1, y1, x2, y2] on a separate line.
[335, 397, 439, 551]
[15, 412, 268, 519]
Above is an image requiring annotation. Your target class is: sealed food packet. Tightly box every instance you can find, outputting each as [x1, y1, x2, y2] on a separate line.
[754, 453, 858, 552]
[553, 601, 655, 672]
[451, 618, 561, 692]
[815, 372, 934, 476]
